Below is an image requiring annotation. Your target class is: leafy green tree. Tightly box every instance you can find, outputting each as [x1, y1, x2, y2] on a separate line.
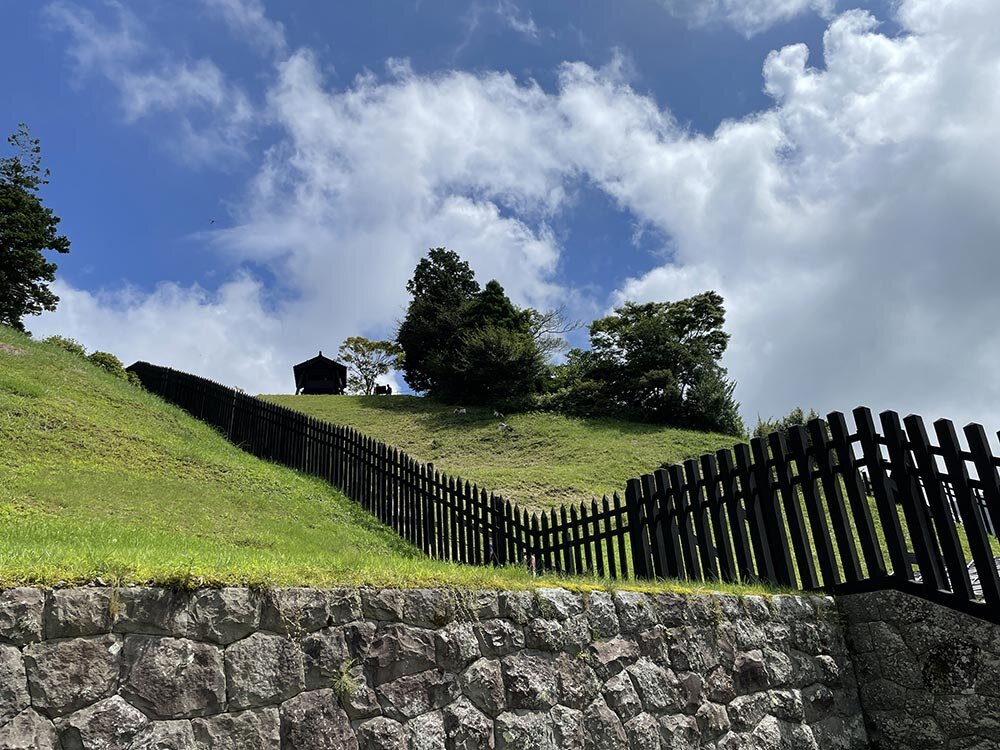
[338, 336, 403, 395]
[0, 124, 70, 331]
[542, 291, 744, 434]
[442, 280, 544, 404]
[397, 248, 480, 392]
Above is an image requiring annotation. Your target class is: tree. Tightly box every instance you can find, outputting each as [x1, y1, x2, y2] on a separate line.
[442, 280, 545, 404]
[397, 248, 480, 392]
[525, 306, 581, 358]
[542, 291, 744, 434]
[0, 124, 70, 331]
[338, 336, 403, 395]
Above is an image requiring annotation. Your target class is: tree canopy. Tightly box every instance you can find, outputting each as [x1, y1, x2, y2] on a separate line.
[543, 291, 744, 435]
[0, 124, 70, 331]
[397, 248, 480, 393]
[338, 336, 403, 395]
[397, 249, 545, 405]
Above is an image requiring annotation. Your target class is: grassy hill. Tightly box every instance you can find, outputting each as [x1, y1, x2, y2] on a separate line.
[262, 394, 737, 512]
[0, 326, 764, 594]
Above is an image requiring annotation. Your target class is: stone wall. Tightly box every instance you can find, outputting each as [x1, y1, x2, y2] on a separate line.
[837, 589, 1000, 750]
[0, 585, 866, 749]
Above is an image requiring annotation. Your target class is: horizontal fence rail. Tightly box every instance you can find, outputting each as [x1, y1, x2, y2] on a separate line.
[129, 362, 1000, 625]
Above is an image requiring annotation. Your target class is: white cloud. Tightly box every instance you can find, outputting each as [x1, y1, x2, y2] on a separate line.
[37, 0, 1000, 435]
[200, 0, 287, 56]
[658, 0, 836, 36]
[30, 276, 287, 392]
[46, 1, 255, 161]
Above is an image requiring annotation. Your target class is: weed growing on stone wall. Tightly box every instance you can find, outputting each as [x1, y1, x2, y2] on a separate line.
[333, 659, 359, 698]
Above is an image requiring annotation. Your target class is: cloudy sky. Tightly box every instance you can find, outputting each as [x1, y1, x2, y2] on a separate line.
[4, 0, 999, 430]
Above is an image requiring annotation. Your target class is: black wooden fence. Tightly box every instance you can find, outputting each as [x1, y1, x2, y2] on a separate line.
[129, 362, 1000, 624]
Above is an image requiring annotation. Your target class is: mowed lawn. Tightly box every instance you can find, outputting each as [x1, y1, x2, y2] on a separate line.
[263, 393, 738, 512]
[0, 326, 769, 595]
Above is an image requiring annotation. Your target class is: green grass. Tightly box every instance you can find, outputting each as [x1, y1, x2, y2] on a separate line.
[263, 394, 737, 512]
[0, 326, 774, 595]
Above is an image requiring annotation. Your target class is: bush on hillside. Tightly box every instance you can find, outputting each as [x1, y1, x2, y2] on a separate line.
[87, 351, 127, 379]
[43, 335, 86, 357]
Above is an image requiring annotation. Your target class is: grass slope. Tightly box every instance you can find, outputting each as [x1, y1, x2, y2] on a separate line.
[0, 327, 767, 595]
[263, 394, 737, 511]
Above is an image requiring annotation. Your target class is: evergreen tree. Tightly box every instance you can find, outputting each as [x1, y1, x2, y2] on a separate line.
[0, 124, 70, 331]
[396, 248, 479, 392]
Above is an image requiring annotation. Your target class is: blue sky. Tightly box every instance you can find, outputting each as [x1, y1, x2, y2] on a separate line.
[6, 0, 1000, 433]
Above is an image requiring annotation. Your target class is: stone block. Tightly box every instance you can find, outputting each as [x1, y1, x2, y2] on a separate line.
[225, 632, 304, 710]
[443, 696, 494, 750]
[45, 588, 115, 639]
[435, 621, 481, 672]
[476, 618, 525, 657]
[583, 696, 627, 749]
[356, 717, 406, 750]
[260, 587, 333, 635]
[366, 623, 437, 685]
[407, 709, 445, 750]
[191, 707, 281, 750]
[535, 588, 583, 620]
[401, 588, 456, 627]
[376, 668, 458, 721]
[584, 591, 619, 638]
[122, 636, 225, 718]
[587, 636, 640, 681]
[24, 635, 120, 717]
[114, 587, 189, 636]
[0, 588, 45, 646]
[614, 591, 657, 633]
[495, 710, 554, 750]
[501, 652, 559, 709]
[130, 720, 197, 750]
[279, 688, 357, 750]
[550, 704, 583, 748]
[0, 643, 29, 725]
[461, 657, 506, 717]
[57, 695, 149, 750]
[302, 621, 376, 689]
[185, 588, 260, 644]
[626, 657, 681, 713]
[0, 709, 60, 750]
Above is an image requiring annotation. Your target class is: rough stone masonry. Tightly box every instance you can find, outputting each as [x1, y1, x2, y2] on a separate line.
[0, 585, 874, 749]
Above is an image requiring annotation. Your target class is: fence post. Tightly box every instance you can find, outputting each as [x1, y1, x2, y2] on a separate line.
[493, 494, 507, 566]
[625, 478, 651, 580]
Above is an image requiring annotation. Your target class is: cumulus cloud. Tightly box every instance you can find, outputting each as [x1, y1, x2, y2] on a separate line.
[46, 1, 255, 161]
[29, 276, 287, 392]
[35, 0, 1000, 434]
[658, 0, 836, 36]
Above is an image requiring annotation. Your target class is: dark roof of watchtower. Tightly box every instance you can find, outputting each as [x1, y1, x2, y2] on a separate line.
[292, 351, 348, 394]
[293, 351, 346, 377]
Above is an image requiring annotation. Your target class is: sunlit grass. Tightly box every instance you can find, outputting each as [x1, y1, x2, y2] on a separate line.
[263, 394, 738, 512]
[0, 326, 775, 594]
